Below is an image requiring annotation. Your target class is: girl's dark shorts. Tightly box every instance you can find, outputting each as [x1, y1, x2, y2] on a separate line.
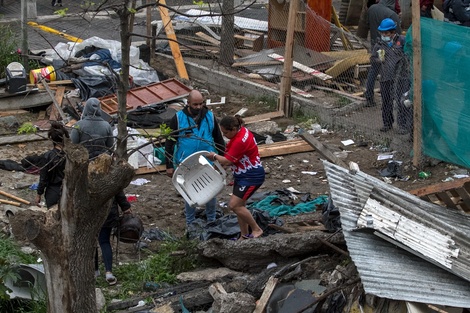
[232, 183, 261, 200]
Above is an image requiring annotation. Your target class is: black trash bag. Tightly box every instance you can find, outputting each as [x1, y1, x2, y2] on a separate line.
[325, 292, 347, 313]
[71, 75, 117, 100]
[321, 198, 341, 232]
[378, 161, 402, 178]
[0, 160, 25, 172]
[127, 107, 177, 128]
[251, 208, 284, 235]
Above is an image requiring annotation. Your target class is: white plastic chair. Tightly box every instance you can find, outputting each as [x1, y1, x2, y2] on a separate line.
[172, 151, 226, 207]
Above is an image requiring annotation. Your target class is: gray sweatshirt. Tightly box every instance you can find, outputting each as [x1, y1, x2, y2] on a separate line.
[70, 97, 114, 159]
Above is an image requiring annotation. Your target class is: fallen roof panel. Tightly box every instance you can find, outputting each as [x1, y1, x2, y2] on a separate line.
[323, 160, 470, 307]
[98, 78, 191, 115]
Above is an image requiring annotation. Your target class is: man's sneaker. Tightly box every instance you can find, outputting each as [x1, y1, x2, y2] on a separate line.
[364, 98, 377, 107]
[396, 128, 410, 135]
[380, 126, 392, 132]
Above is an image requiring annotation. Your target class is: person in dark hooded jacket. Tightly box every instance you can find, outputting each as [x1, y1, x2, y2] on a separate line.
[95, 190, 131, 285]
[70, 97, 114, 159]
[35, 123, 69, 208]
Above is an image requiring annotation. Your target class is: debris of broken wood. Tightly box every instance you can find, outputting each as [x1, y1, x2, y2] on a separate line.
[0, 190, 31, 205]
[408, 177, 470, 213]
[0, 199, 21, 207]
[300, 133, 347, 168]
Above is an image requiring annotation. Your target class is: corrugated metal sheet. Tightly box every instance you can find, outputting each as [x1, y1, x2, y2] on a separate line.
[323, 160, 470, 307]
[98, 78, 191, 115]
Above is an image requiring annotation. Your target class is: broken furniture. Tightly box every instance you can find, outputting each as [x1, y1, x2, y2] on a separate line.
[172, 151, 226, 207]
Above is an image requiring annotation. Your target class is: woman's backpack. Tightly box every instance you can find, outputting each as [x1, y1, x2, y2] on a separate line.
[118, 214, 144, 243]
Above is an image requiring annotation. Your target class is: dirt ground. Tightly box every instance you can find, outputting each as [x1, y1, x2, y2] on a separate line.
[0, 93, 460, 244]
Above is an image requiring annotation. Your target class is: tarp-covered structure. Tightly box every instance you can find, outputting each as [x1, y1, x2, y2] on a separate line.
[406, 18, 470, 168]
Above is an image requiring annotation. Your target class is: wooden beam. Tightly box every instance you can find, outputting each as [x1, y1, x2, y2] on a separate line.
[0, 190, 31, 205]
[0, 199, 21, 207]
[232, 60, 280, 68]
[269, 53, 332, 81]
[408, 177, 470, 197]
[195, 32, 220, 46]
[50, 86, 65, 121]
[0, 109, 29, 117]
[300, 133, 347, 168]
[277, 0, 298, 117]
[258, 139, 313, 158]
[0, 132, 48, 146]
[158, 0, 189, 79]
[244, 111, 285, 124]
[411, 0, 423, 167]
[41, 80, 67, 121]
[135, 138, 313, 175]
[253, 276, 279, 313]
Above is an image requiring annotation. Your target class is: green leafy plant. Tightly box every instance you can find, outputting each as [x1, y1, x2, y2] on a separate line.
[0, 235, 44, 312]
[101, 238, 200, 301]
[17, 123, 37, 135]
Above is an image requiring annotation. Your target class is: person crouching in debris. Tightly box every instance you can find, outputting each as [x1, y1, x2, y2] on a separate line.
[35, 122, 69, 209]
[207, 115, 265, 239]
[371, 18, 411, 134]
[70, 97, 114, 159]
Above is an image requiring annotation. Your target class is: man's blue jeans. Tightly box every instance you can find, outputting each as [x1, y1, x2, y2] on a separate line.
[184, 197, 217, 225]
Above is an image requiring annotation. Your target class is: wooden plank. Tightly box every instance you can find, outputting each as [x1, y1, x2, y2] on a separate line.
[435, 192, 457, 209]
[0, 109, 29, 117]
[408, 177, 470, 197]
[135, 164, 166, 175]
[0, 199, 21, 206]
[321, 49, 368, 59]
[50, 86, 65, 121]
[244, 111, 285, 124]
[158, 0, 189, 79]
[232, 60, 280, 68]
[300, 133, 347, 168]
[0, 190, 31, 205]
[324, 53, 370, 79]
[269, 53, 333, 81]
[0, 132, 48, 146]
[455, 186, 470, 212]
[195, 32, 220, 46]
[41, 80, 67, 121]
[291, 86, 314, 98]
[135, 139, 312, 175]
[253, 276, 279, 313]
[259, 139, 314, 158]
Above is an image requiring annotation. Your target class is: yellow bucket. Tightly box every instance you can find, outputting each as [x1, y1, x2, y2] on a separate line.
[29, 66, 56, 84]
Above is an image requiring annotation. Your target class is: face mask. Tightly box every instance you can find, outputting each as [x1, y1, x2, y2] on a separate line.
[189, 107, 201, 116]
[381, 35, 391, 42]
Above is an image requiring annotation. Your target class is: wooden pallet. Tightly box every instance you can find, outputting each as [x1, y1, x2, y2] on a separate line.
[408, 177, 470, 213]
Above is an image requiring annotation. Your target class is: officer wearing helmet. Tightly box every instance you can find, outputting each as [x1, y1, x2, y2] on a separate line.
[371, 18, 412, 134]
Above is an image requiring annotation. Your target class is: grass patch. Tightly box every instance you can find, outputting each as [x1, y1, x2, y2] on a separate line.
[100, 238, 201, 301]
[0, 236, 44, 312]
[246, 95, 277, 112]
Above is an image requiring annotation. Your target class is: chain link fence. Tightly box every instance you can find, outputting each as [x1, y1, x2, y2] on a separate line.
[2, 0, 425, 162]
